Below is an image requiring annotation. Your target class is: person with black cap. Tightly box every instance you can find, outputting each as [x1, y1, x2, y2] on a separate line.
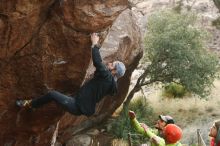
[15, 33, 126, 117]
[155, 115, 175, 137]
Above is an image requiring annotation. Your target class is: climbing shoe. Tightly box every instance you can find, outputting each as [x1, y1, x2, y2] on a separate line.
[16, 99, 32, 108]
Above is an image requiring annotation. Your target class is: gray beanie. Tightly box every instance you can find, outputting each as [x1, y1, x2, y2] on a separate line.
[113, 61, 126, 78]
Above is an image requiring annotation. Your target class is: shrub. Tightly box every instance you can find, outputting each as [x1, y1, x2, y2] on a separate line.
[162, 82, 187, 98]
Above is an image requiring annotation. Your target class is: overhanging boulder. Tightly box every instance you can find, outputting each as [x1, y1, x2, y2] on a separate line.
[0, 1, 142, 146]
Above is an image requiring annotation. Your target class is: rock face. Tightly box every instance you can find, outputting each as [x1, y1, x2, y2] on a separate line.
[0, 0, 142, 146]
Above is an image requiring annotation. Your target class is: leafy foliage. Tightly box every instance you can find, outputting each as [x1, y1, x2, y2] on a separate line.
[107, 97, 156, 145]
[142, 10, 219, 98]
[163, 82, 187, 98]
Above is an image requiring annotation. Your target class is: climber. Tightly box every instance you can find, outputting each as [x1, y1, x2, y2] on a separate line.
[16, 33, 126, 117]
[129, 111, 175, 145]
[128, 110, 182, 146]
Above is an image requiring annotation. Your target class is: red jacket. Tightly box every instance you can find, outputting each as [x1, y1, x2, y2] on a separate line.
[210, 138, 220, 146]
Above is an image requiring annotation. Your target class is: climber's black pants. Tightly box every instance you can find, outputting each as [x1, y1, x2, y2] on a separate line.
[31, 90, 82, 115]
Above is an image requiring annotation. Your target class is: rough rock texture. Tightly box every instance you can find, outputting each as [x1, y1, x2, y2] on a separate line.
[0, 0, 143, 146]
[66, 134, 91, 146]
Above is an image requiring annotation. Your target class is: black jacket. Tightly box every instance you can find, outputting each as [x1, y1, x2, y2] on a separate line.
[75, 45, 117, 116]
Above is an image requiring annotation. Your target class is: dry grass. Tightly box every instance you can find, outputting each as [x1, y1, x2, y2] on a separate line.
[110, 80, 220, 145]
[111, 139, 129, 146]
[142, 79, 220, 145]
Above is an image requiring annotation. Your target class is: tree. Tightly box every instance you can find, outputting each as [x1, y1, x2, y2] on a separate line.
[124, 10, 219, 107]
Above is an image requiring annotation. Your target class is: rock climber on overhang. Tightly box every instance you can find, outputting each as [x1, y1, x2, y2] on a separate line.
[16, 33, 126, 117]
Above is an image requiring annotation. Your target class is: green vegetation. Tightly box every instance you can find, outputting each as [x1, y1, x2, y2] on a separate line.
[107, 97, 156, 145]
[123, 10, 219, 109]
[162, 82, 187, 98]
[143, 10, 219, 98]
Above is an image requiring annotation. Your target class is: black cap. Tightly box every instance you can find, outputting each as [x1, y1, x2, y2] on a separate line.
[159, 115, 175, 124]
